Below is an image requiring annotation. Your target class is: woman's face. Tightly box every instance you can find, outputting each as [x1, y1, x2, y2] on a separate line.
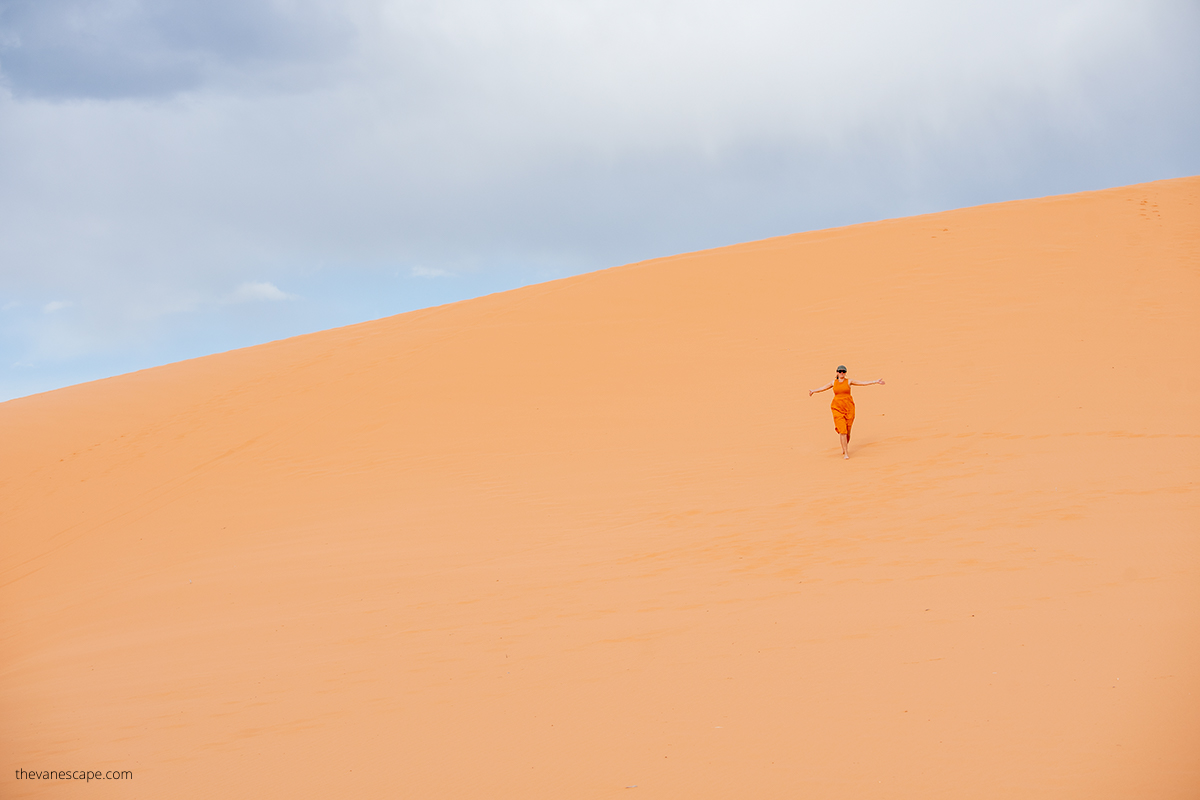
[837, 370, 846, 379]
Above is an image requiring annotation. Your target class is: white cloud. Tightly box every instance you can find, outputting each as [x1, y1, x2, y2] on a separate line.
[42, 300, 72, 313]
[410, 266, 454, 278]
[228, 281, 295, 303]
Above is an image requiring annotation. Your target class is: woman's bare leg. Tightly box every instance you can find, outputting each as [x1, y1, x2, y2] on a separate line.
[840, 433, 849, 458]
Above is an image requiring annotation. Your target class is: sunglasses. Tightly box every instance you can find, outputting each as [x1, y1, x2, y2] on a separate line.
[837, 370, 846, 373]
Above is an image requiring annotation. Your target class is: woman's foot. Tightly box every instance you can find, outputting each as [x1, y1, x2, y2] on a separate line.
[843, 454, 849, 459]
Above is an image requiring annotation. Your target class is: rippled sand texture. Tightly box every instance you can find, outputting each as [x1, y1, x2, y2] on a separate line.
[3, 177, 1198, 799]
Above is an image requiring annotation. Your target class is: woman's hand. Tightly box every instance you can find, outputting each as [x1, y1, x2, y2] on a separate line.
[877, 379, 885, 385]
[808, 389, 814, 396]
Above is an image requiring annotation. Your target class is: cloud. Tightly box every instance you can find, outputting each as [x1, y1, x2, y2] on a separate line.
[42, 300, 71, 313]
[410, 266, 453, 278]
[227, 281, 295, 303]
[0, 0, 355, 99]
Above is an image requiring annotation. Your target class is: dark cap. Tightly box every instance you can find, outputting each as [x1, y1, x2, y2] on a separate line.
[836, 365, 847, 372]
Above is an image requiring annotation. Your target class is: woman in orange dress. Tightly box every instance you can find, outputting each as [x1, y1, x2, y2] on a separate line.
[809, 365, 885, 459]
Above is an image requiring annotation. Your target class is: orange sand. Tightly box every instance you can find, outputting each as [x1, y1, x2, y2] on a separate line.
[2, 178, 1198, 799]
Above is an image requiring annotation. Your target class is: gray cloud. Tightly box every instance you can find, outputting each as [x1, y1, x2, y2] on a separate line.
[0, 0, 354, 98]
[0, 0, 1197, 400]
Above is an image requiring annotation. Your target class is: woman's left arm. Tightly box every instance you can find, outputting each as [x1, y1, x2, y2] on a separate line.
[850, 379, 885, 386]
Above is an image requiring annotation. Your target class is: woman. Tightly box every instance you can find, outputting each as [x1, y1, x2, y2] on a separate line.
[809, 365, 885, 459]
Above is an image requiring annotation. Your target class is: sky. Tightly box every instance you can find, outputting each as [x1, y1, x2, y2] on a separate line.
[1, 0, 1197, 401]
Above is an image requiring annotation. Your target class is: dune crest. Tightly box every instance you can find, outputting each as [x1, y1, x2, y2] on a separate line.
[3, 177, 1198, 798]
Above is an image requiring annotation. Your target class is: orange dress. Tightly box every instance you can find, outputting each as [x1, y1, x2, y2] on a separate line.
[831, 377, 855, 435]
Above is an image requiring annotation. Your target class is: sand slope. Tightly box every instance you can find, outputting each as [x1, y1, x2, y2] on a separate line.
[2, 177, 1198, 799]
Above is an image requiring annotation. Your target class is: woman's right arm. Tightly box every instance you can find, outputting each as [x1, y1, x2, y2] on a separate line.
[809, 381, 834, 396]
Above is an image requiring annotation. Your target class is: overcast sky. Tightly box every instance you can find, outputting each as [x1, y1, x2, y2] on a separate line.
[1, 0, 1197, 401]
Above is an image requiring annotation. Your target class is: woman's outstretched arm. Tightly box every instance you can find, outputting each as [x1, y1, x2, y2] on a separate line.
[809, 381, 835, 396]
[849, 378, 885, 386]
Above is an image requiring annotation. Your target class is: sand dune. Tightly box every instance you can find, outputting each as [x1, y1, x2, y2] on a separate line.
[2, 177, 1198, 798]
